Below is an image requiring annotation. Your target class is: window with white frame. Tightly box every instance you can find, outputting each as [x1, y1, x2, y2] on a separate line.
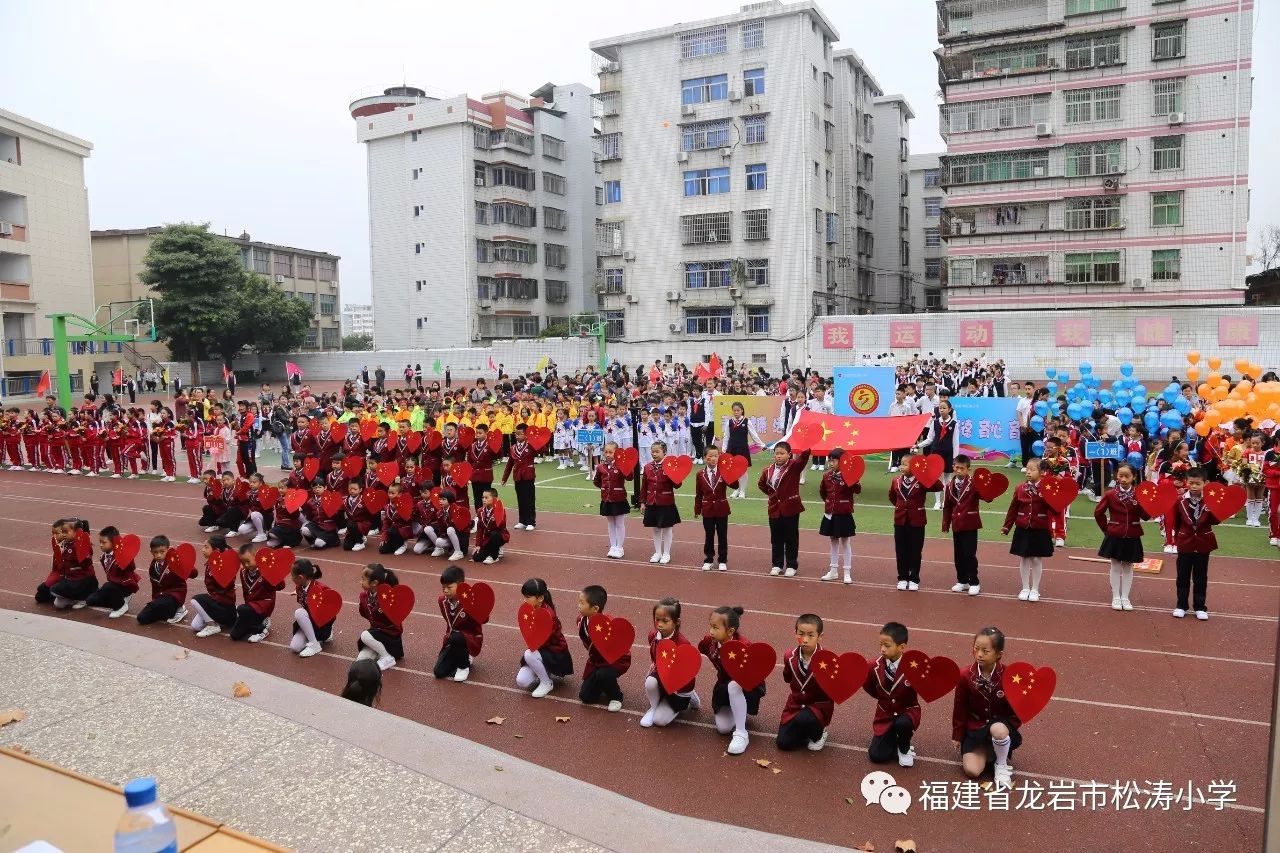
[1065, 0, 1123, 15]
[512, 316, 539, 337]
[319, 294, 336, 315]
[1065, 251, 1121, 283]
[473, 126, 490, 150]
[252, 249, 270, 274]
[1152, 78, 1184, 115]
[296, 256, 315, 279]
[1152, 135, 1183, 171]
[683, 167, 730, 197]
[273, 254, 292, 277]
[743, 68, 765, 96]
[685, 308, 733, 335]
[542, 135, 566, 160]
[1064, 140, 1123, 176]
[1064, 196, 1122, 230]
[476, 239, 536, 264]
[595, 91, 619, 117]
[826, 213, 839, 244]
[322, 327, 339, 348]
[747, 306, 770, 334]
[972, 43, 1050, 75]
[682, 120, 731, 151]
[542, 172, 566, 195]
[924, 197, 941, 217]
[492, 202, 535, 227]
[1151, 191, 1182, 226]
[743, 115, 767, 144]
[945, 94, 1050, 133]
[602, 268, 624, 293]
[679, 25, 727, 59]
[598, 133, 621, 161]
[743, 209, 770, 240]
[604, 180, 621, 204]
[1064, 33, 1123, 69]
[597, 221, 624, 254]
[925, 258, 942, 280]
[946, 149, 1049, 184]
[684, 261, 732, 289]
[923, 169, 939, 187]
[544, 243, 569, 268]
[746, 163, 767, 191]
[1151, 249, 1181, 280]
[924, 228, 941, 247]
[304, 328, 318, 348]
[680, 212, 731, 245]
[543, 206, 567, 230]
[473, 163, 487, 186]
[603, 310, 624, 339]
[900, 240, 910, 267]
[681, 74, 729, 105]
[545, 280, 568, 303]
[491, 165, 534, 190]
[318, 259, 336, 280]
[741, 20, 764, 50]
[746, 258, 769, 286]
[489, 129, 533, 152]
[1064, 86, 1121, 123]
[1152, 21, 1185, 59]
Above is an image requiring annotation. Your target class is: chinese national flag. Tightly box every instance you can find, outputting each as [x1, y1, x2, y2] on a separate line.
[222, 363, 231, 383]
[708, 352, 723, 377]
[789, 409, 931, 456]
[35, 370, 50, 397]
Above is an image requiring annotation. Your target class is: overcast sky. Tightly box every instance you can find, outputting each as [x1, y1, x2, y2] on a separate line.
[4, 0, 1274, 304]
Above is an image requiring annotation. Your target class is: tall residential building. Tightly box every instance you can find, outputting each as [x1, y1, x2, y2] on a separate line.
[870, 95, 918, 313]
[341, 303, 374, 338]
[907, 152, 946, 311]
[92, 228, 343, 359]
[589, 0, 912, 344]
[936, 0, 1253, 311]
[350, 84, 597, 350]
[1, 108, 98, 394]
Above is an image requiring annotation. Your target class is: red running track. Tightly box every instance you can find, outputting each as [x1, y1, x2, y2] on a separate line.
[0, 471, 1271, 851]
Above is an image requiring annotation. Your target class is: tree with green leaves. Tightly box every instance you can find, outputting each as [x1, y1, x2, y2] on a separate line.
[212, 273, 313, 364]
[342, 333, 373, 351]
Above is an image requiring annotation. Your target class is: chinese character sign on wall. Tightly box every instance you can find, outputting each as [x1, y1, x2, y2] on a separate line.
[1055, 317, 1091, 347]
[822, 323, 854, 350]
[958, 319, 993, 349]
[889, 321, 921, 349]
[1135, 316, 1173, 347]
[1218, 316, 1258, 347]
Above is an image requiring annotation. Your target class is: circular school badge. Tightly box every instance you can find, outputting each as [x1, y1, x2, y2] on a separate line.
[848, 384, 879, 416]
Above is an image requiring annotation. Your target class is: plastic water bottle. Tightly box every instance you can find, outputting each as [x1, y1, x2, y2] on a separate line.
[113, 777, 178, 853]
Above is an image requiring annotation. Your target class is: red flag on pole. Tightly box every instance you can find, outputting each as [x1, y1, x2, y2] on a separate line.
[112, 368, 123, 387]
[285, 361, 303, 380]
[35, 370, 50, 397]
[788, 410, 932, 456]
[708, 352, 723, 378]
[222, 363, 231, 383]
[487, 356, 497, 371]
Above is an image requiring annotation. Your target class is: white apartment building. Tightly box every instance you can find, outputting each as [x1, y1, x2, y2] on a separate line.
[1, 108, 98, 394]
[341, 303, 374, 338]
[907, 152, 946, 310]
[936, 0, 1253, 311]
[589, 0, 912, 345]
[351, 84, 598, 350]
[870, 95, 919, 313]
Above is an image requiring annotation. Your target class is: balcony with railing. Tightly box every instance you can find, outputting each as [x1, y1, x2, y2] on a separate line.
[937, 0, 1053, 40]
[939, 94, 1051, 141]
[942, 202, 1053, 239]
[596, 222, 624, 256]
[948, 256, 1051, 288]
[594, 270, 626, 295]
[938, 40, 1056, 84]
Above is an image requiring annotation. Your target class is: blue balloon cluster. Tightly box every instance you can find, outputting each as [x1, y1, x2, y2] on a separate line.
[1046, 361, 1188, 438]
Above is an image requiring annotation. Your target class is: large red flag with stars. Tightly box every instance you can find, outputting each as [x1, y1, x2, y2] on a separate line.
[788, 409, 930, 456]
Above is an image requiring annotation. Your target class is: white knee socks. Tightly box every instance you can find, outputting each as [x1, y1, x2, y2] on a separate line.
[993, 734, 1012, 766]
[294, 608, 318, 645]
[189, 599, 211, 630]
[1019, 558, 1044, 592]
[447, 528, 461, 553]
[250, 511, 265, 536]
[289, 632, 307, 652]
[726, 680, 748, 736]
[1019, 558, 1032, 592]
[607, 516, 626, 551]
[1119, 562, 1133, 600]
[521, 648, 552, 687]
[828, 539, 841, 567]
[661, 528, 674, 558]
[359, 629, 389, 660]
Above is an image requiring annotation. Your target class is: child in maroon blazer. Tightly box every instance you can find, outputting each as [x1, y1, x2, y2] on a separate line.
[778, 613, 833, 751]
[594, 442, 631, 560]
[515, 578, 574, 699]
[301, 482, 343, 550]
[199, 470, 228, 532]
[819, 448, 860, 584]
[289, 559, 335, 658]
[84, 526, 140, 618]
[952, 626, 1022, 791]
[1093, 462, 1150, 611]
[577, 584, 630, 711]
[230, 542, 285, 643]
[268, 478, 304, 548]
[694, 446, 737, 572]
[1001, 458, 1055, 602]
[191, 536, 237, 638]
[941, 454, 987, 596]
[376, 482, 415, 556]
[759, 441, 811, 577]
[1170, 467, 1221, 620]
[640, 441, 682, 565]
[38, 518, 97, 609]
[467, 423, 497, 510]
[698, 605, 765, 756]
[861, 621, 920, 767]
[136, 534, 190, 626]
[342, 480, 375, 552]
[435, 564, 482, 682]
[889, 462, 942, 591]
[471, 488, 509, 564]
[501, 423, 539, 530]
[641, 597, 700, 727]
[357, 563, 404, 671]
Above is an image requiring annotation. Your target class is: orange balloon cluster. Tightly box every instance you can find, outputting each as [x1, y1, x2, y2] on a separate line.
[1188, 349, 1278, 435]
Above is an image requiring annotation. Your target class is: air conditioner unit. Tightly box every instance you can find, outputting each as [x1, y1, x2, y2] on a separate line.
[626, 294, 638, 303]
[623, 251, 636, 261]
[666, 290, 681, 301]
[728, 88, 741, 102]
[478, 303, 492, 310]
[474, 176, 486, 186]
[1035, 122, 1053, 137]
[1131, 278, 1145, 291]
[1167, 111, 1185, 125]
[1102, 177, 1120, 191]
[677, 151, 690, 163]
[733, 320, 744, 329]
[729, 287, 741, 298]
[668, 323, 680, 333]
[719, 147, 732, 158]
[1097, 58, 1111, 67]
[274, 274, 286, 283]
[681, 105, 697, 117]
[595, 284, 607, 294]
[0, 221, 11, 236]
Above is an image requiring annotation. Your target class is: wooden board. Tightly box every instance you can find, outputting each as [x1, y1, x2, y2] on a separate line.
[1068, 555, 1163, 574]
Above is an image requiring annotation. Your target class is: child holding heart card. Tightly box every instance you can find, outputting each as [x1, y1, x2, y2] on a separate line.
[819, 448, 861, 584]
[952, 626, 1022, 790]
[694, 447, 737, 572]
[229, 543, 286, 643]
[1093, 462, 1150, 612]
[576, 584, 631, 712]
[83, 526, 140, 619]
[777, 613, 833, 752]
[941, 454, 990, 596]
[515, 578, 574, 699]
[136, 535, 191, 626]
[641, 597, 700, 727]
[759, 441, 811, 577]
[289, 559, 336, 658]
[594, 441, 632, 560]
[190, 535, 237, 638]
[1170, 467, 1222, 621]
[357, 563, 405, 671]
[1001, 459, 1054, 602]
[434, 565, 483, 682]
[861, 622, 920, 767]
[697, 605, 767, 756]
[640, 441, 682, 565]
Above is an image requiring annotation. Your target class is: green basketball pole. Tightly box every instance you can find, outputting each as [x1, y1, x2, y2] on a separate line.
[47, 300, 155, 410]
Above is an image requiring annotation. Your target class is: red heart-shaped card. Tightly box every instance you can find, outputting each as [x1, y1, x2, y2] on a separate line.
[426, 430, 443, 451]
[321, 490, 344, 518]
[972, 468, 1010, 502]
[810, 649, 869, 705]
[661, 454, 693, 484]
[74, 529, 94, 563]
[164, 543, 198, 580]
[307, 585, 342, 626]
[655, 638, 702, 694]
[719, 639, 776, 692]
[1039, 475, 1079, 513]
[487, 430, 503, 454]
[394, 492, 415, 520]
[788, 422, 824, 453]
[907, 454, 944, 488]
[1002, 662, 1056, 724]
[518, 602, 554, 651]
[448, 502, 471, 531]
[1203, 482, 1246, 520]
[458, 581, 494, 624]
[341, 455, 364, 479]
[457, 426, 475, 449]
[257, 485, 279, 512]
[838, 453, 866, 485]
[50, 534, 59, 561]
[308, 420, 321, 439]
[717, 453, 749, 485]
[302, 457, 320, 481]
[283, 488, 309, 514]
[207, 549, 239, 588]
[254, 547, 294, 586]
[587, 614, 635, 666]
[525, 425, 552, 451]
[450, 461, 473, 487]
[376, 461, 399, 487]
[405, 431, 423, 454]
[898, 649, 961, 703]
[614, 447, 639, 477]
[359, 420, 380, 442]
[1136, 480, 1179, 518]
[363, 489, 389, 516]
[113, 533, 141, 568]
[377, 582, 415, 626]
[328, 422, 348, 444]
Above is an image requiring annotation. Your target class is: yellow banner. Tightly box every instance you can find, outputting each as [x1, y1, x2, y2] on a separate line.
[712, 395, 785, 453]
